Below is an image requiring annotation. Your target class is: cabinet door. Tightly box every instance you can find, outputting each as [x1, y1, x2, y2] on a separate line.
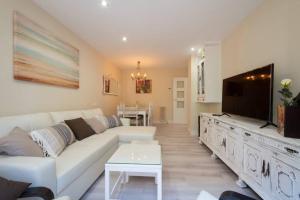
[244, 144, 263, 185]
[271, 158, 300, 200]
[200, 117, 208, 143]
[202, 128, 208, 143]
[207, 124, 213, 147]
[214, 128, 226, 156]
[197, 61, 206, 102]
[200, 62, 205, 96]
[227, 135, 243, 170]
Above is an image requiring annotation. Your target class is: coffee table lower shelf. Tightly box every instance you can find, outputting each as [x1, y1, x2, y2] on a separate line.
[105, 163, 162, 200]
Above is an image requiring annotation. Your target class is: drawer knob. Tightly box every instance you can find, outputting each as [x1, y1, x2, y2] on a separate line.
[244, 132, 251, 137]
[230, 127, 235, 130]
[284, 147, 299, 154]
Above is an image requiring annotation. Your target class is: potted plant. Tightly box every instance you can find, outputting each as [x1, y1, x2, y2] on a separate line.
[277, 79, 300, 138]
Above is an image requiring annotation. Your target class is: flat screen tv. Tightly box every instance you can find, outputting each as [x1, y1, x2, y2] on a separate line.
[222, 64, 274, 126]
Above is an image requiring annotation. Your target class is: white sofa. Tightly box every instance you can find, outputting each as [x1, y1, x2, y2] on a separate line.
[0, 108, 156, 200]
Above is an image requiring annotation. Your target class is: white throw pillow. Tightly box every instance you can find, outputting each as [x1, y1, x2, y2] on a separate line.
[84, 117, 107, 134]
[30, 123, 75, 157]
[95, 114, 109, 129]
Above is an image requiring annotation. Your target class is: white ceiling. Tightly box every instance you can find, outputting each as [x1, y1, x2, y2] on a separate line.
[33, 0, 263, 69]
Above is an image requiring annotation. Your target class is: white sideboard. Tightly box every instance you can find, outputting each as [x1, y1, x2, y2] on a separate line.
[199, 113, 300, 200]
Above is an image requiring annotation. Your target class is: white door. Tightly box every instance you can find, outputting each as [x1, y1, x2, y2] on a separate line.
[173, 78, 187, 124]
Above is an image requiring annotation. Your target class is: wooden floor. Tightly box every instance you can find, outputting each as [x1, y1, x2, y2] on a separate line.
[81, 124, 260, 200]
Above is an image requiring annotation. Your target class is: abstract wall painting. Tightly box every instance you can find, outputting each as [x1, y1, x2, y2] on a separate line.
[13, 11, 80, 88]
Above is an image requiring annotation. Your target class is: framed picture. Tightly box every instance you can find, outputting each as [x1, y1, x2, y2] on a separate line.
[13, 11, 79, 89]
[103, 75, 119, 95]
[136, 79, 152, 94]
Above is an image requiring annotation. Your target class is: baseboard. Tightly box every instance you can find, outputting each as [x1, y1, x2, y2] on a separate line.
[153, 120, 169, 124]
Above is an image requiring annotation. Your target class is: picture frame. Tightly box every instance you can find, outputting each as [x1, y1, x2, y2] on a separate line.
[103, 75, 119, 95]
[13, 11, 80, 89]
[136, 79, 152, 94]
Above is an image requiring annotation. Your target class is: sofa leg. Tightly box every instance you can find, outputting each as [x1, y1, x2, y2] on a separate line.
[236, 178, 247, 188]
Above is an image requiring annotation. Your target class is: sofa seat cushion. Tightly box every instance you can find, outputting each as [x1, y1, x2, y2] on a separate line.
[105, 126, 156, 143]
[55, 133, 118, 193]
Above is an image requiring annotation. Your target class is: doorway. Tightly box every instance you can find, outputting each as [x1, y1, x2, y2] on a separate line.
[173, 78, 188, 124]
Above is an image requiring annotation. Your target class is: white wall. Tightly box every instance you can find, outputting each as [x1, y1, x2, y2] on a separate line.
[221, 0, 300, 121]
[0, 0, 121, 116]
[121, 67, 188, 123]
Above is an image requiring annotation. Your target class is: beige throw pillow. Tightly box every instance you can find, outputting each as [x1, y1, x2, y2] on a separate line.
[85, 117, 107, 134]
[0, 127, 43, 157]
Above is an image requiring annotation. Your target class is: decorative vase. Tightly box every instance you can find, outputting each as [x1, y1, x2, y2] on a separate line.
[277, 105, 285, 135]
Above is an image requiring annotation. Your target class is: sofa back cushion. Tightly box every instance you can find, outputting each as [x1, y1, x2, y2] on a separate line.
[65, 118, 96, 141]
[81, 108, 104, 118]
[0, 113, 53, 138]
[50, 110, 83, 124]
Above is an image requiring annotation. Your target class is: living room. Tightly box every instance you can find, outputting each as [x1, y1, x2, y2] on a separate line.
[0, 0, 299, 200]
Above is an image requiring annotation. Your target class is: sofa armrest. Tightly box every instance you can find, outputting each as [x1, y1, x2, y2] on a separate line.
[0, 156, 57, 195]
[120, 118, 130, 126]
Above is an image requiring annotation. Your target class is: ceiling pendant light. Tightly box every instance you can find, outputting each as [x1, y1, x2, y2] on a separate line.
[122, 36, 127, 42]
[131, 61, 147, 80]
[100, 0, 109, 8]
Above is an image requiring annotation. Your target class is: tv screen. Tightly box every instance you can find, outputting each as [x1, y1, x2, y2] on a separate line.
[222, 64, 274, 121]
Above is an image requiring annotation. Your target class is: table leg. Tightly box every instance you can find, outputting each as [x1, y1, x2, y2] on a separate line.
[144, 113, 146, 126]
[157, 170, 162, 200]
[125, 173, 129, 183]
[105, 168, 110, 200]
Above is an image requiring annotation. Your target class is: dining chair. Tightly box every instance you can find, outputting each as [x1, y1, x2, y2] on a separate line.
[147, 103, 153, 126]
[122, 105, 142, 126]
[117, 103, 125, 115]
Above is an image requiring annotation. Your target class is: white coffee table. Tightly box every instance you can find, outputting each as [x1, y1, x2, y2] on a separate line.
[105, 144, 162, 200]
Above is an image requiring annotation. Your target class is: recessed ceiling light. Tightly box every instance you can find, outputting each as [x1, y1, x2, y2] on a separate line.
[100, 0, 108, 7]
[190, 47, 195, 52]
[122, 36, 127, 42]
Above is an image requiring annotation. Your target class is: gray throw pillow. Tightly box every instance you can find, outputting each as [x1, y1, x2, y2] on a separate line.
[0, 127, 43, 157]
[113, 115, 123, 126]
[105, 115, 122, 128]
[85, 117, 107, 134]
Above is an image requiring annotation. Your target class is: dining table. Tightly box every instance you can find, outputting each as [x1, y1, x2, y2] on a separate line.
[117, 107, 148, 126]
